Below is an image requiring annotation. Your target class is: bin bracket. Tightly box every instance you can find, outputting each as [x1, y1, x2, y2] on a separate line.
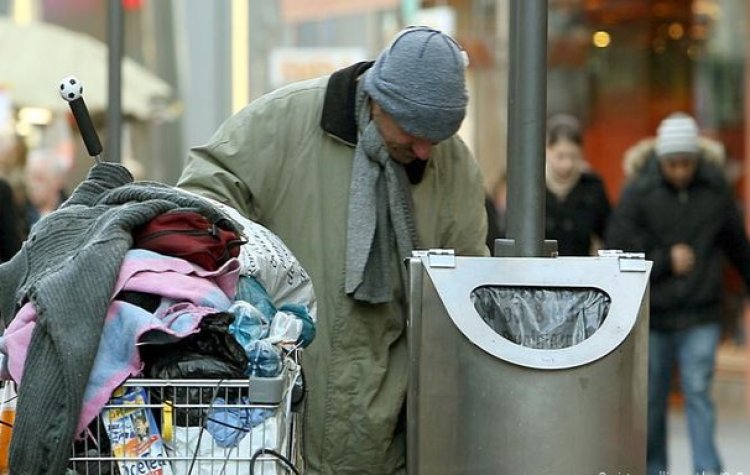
[598, 249, 647, 272]
[413, 249, 456, 268]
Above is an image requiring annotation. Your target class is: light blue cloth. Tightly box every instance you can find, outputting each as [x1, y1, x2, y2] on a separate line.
[246, 340, 282, 377]
[205, 397, 274, 448]
[228, 300, 269, 344]
[234, 276, 277, 319]
[233, 275, 315, 347]
[229, 275, 315, 377]
[277, 303, 316, 347]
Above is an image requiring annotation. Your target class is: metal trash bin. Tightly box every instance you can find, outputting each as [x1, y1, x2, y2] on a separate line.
[407, 250, 651, 474]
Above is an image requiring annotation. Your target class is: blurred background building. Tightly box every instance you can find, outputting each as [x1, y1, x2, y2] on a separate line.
[0, 0, 747, 420]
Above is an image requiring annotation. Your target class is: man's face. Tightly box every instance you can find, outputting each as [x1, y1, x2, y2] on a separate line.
[135, 417, 149, 439]
[371, 102, 436, 164]
[659, 154, 698, 190]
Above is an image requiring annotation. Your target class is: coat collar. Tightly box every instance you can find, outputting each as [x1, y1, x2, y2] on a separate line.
[320, 61, 428, 184]
[321, 61, 373, 146]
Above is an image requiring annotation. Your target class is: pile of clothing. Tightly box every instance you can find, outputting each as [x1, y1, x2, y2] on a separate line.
[0, 163, 316, 474]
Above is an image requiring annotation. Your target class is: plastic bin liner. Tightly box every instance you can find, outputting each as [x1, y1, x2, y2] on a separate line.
[471, 287, 611, 349]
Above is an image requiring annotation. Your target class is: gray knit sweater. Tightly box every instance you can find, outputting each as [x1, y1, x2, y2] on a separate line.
[0, 163, 239, 474]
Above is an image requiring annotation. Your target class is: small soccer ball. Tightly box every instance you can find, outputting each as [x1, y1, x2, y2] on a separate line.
[59, 76, 83, 102]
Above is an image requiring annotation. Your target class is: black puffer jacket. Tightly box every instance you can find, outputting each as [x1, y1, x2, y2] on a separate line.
[605, 143, 750, 331]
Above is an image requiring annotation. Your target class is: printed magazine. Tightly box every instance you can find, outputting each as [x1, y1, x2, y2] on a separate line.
[102, 386, 173, 475]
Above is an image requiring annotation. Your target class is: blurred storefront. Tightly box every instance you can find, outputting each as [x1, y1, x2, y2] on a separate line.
[238, 0, 750, 410]
[1, 0, 746, 202]
[425, 0, 746, 198]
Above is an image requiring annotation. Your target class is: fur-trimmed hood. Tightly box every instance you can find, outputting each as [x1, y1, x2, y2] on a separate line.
[622, 136, 726, 178]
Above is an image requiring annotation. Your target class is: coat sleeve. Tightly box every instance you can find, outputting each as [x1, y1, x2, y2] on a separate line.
[441, 138, 489, 257]
[178, 136, 256, 219]
[177, 92, 306, 221]
[717, 197, 750, 290]
[605, 183, 670, 280]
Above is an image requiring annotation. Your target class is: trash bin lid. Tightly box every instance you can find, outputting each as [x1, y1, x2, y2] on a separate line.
[420, 255, 651, 369]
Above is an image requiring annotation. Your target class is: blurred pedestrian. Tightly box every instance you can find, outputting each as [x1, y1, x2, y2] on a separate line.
[178, 26, 487, 474]
[0, 134, 25, 190]
[0, 176, 22, 262]
[0, 134, 30, 234]
[605, 112, 750, 475]
[23, 148, 68, 231]
[545, 114, 610, 255]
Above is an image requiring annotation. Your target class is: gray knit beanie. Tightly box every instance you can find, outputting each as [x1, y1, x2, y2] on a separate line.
[655, 112, 700, 159]
[363, 26, 469, 142]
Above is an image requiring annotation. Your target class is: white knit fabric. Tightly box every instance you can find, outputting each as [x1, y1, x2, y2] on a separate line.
[655, 113, 700, 158]
[196, 195, 317, 322]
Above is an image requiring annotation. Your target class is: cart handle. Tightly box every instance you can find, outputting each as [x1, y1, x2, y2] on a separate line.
[59, 76, 103, 163]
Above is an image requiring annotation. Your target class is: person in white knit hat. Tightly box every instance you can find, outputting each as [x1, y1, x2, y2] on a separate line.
[606, 112, 750, 475]
[655, 112, 701, 190]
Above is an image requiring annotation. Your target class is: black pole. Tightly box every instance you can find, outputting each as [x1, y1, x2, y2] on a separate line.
[500, 0, 550, 257]
[106, 0, 123, 163]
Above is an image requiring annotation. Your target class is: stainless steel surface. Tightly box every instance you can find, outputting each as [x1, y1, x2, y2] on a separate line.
[426, 249, 456, 268]
[408, 255, 651, 474]
[428, 255, 650, 369]
[407, 256, 425, 475]
[503, 0, 549, 257]
[494, 238, 558, 257]
[598, 250, 649, 272]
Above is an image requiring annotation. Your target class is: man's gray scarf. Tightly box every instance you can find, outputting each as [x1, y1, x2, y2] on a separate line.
[345, 79, 418, 304]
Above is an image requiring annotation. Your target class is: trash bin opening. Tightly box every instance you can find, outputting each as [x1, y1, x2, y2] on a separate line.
[471, 286, 611, 350]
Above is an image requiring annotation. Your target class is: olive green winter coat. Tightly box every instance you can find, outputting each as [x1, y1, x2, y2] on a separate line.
[178, 62, 488, 474]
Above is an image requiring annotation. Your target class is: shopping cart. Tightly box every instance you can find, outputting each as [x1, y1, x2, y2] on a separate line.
[57, 77, 304, 475]
[68, 354, 302, 475]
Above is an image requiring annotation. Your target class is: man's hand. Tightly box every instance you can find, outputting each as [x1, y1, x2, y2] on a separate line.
[670, 243, 695, 275]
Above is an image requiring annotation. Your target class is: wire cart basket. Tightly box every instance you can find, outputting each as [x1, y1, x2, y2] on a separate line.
[68, 356, 302, 475]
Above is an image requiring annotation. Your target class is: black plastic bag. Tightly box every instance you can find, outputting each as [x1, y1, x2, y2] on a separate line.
[140, 311, 247, 380]
[140, 312, 249, 426]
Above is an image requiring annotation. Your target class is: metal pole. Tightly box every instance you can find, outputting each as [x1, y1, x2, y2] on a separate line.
[503, 0, 520, 251]
[107, 0, 123, 163]
[503, 0, 548, 257]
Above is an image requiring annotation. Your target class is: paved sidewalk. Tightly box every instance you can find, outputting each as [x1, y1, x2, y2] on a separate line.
[666, 341, 749, 474]
[668, 409, 750, 474]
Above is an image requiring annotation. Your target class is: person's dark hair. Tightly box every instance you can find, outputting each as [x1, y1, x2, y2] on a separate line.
[546, 114, 582, 147]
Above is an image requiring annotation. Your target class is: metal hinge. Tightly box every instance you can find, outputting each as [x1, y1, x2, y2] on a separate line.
[413, 249, 456, 268]
[598, 249, 647, 272]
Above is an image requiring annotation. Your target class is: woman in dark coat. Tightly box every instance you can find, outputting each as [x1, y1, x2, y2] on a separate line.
[545, 114, 611, 256]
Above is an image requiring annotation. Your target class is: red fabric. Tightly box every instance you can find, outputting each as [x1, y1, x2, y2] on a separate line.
[132, 211, 243, 271]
